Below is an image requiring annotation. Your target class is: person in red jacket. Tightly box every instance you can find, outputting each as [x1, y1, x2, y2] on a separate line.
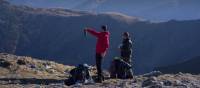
[84, 25, 110, 82]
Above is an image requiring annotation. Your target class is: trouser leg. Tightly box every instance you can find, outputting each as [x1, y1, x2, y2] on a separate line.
[110, 60, 117, 78]
[96, 53, 103, 80]
[126, 69, 134, 79]
[123, 57, 134, 79]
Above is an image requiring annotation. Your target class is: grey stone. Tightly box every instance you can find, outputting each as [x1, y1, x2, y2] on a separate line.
[142, 77, 157, 87]
[143, 71, 163, 77]
[163, 80, 172, 86]
[0, 59, 11, 68]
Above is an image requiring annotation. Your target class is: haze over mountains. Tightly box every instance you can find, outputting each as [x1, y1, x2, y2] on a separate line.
[1, 0, 200, 74]
[8, 0, 200, 22]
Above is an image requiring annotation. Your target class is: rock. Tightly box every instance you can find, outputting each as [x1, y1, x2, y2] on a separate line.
[73, 83, 83, 87]
[43, 62, 53, 69]
[17, 59, 26, 65]
[174, 80, 182, 85]
[45, 65, 52, 69]
[149, 84, 162, 88]
[143, 71, 163, 77]
[176, 84, 188, 88]
[174, 80, 188, 88]
[142, 77, 157, 87]
[47, 83, 67, 88]
[191, 83, 200, 88]
[29, 64, 36, 69]
[0, 59, 11, 68]
[46, 69, 56, 74]
[163, 80, 172, 86]
[178, 72, 184, 75]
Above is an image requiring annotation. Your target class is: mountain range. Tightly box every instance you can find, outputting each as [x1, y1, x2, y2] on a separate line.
[7, 0, 200, 22]
[1, 0, 200, 74]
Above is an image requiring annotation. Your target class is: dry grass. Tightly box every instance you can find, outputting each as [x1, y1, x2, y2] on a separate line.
[0, 53, 75, 79]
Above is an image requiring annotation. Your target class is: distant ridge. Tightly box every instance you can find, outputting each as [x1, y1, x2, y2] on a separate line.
[154, 56, 200, 74]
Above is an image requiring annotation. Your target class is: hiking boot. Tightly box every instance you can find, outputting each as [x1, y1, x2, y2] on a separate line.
[96, 79, 102, 83]
[95, 75, 104, 83]
[101, 76, 105, 81]
[96, 77, 103, 83]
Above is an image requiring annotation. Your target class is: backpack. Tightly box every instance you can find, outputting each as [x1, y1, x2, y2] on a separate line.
[65, 64, 93, 86]
[110, 58, 132, 79]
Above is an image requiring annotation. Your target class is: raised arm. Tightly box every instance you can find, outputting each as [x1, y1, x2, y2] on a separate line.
[85, 28, 100, 37]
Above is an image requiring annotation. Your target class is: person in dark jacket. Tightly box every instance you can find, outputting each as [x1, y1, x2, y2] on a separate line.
[119, 32, 134, 78]
[84, 25, 110, 82]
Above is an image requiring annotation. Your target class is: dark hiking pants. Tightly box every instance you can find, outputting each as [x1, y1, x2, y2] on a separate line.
[96, 53, 103, 80]
[122, 57, 134, 79]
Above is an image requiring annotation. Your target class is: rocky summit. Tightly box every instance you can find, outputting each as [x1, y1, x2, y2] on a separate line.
[0, 53, 199, 88]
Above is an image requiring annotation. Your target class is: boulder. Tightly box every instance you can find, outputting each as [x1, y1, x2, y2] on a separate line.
[142, 77, 157, 87]
[143, 71, 162, 77]
[174, 80, 188, 88]
[17, 59, 26, 65]
[163, 80, 172, 86]
[0, 59, 11, 68]
[149, 84, 162, 88]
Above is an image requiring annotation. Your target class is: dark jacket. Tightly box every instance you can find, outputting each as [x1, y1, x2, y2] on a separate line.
[120, 38, 133, 58]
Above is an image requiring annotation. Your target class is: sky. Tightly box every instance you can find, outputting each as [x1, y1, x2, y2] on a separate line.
[8, 0, 200, 22]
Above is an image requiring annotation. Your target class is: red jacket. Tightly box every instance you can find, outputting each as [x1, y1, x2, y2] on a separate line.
[86, 29, 110, 55]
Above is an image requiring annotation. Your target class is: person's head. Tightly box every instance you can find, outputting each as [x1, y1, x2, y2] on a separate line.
[123, 32, 130, 39]
[101, 25, 108, 32]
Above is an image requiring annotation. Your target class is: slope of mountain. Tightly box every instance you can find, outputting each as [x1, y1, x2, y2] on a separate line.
[7, 0, 200, 21]
[1, 0, 200, 74]
[154, 56, 200, 74]
[0, 53, 200, 88]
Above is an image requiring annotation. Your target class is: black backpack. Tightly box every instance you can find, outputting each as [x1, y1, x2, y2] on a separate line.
[110, 59, 132, 79]
[65, 64, 92, 86]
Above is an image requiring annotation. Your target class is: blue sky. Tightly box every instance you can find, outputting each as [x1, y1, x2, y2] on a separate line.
[8, 0, 200, 21]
